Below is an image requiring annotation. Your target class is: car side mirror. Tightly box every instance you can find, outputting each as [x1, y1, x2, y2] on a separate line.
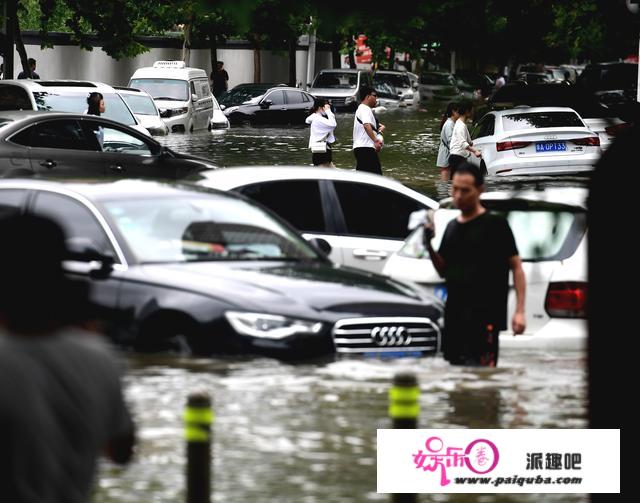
[66, 238, 115, 278]
[192, 93, 198, 102]
[260, 99, 273, 109]
[220, 104, 226, 111]
[307, 237, 332, 257]
[412, 82, 419, 89]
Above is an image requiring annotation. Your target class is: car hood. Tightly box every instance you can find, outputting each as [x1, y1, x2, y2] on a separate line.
[130, 260, 435, 319]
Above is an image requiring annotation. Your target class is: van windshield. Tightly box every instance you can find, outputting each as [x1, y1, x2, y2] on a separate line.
[313, 73, 358, 89]
[32, 91, 137, 125]
[130, 78, 189, 101]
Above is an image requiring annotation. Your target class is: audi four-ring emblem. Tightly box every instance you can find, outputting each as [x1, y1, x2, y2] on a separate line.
[370, 326, 412, 346]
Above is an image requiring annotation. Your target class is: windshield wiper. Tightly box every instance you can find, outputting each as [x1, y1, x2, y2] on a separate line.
[154, 96, 183, 101]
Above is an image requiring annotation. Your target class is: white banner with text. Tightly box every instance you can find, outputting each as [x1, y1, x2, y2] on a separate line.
[377, 429, 619, 493]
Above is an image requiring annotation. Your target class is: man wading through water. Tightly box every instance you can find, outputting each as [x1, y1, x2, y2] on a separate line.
[425, 162, 526, 366]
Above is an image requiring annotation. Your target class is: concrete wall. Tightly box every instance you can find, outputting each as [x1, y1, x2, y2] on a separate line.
[8, 43, 333, 90]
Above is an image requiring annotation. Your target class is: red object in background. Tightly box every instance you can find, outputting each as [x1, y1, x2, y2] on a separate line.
[624, 53, 638, 63]
[355, 34, 372, 65]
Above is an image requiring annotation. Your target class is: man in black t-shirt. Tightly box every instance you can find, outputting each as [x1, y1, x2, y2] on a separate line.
[426, 163, 526, 366]
[210, 61, 229, 97]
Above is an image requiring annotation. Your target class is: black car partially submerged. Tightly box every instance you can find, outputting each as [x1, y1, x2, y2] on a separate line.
[0, 110, 217, 179]
[0, 179, 442, 360]
[219, 84, 314, 125]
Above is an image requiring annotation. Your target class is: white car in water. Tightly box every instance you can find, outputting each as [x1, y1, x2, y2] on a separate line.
[469, 107, 601, 176]
[382, 188, 588, 349]
[115, 86, 169, 136]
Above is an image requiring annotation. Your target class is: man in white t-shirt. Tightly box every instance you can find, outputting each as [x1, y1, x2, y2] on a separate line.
[352, 86, 385, 174]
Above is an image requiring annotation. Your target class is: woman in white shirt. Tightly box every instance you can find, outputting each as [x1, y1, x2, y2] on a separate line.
[436, 102, 459, 181]
[306, 98, 337, 167]
[448, 100, 481, 174]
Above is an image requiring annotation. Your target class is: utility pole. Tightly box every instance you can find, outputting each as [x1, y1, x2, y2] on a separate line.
[306, 17, 316, 91]
[2, 0, 17, 79]
[627, 0, 640, 101]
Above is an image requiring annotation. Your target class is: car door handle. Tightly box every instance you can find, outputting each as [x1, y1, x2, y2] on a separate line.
[352, 249, 389, 260]
[40, 159, 57, 169]
[109, 164, 124, 173]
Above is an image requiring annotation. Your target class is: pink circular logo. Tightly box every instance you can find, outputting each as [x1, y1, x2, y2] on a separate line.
[464, 438, 500, 474]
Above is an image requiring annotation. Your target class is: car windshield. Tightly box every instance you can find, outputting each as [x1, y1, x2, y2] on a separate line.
[399, 205, 586, 262]
[219, 85, 273, 107]
[420, 73, 455, 85]
[121, 94, 158, 115]
[313, 73, 358, 89]
[32, 91, 137, 125]
[129, 78, 189, 101]
[374, 73, 410, 88]
[102, 195, 319, 263]
[502, 111, 584, 131]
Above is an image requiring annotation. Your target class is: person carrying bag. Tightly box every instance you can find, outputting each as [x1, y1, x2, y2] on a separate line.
[306, 98, 337, 167]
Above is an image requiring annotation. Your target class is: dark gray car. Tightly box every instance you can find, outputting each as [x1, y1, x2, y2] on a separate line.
[0, 110, 217, 179]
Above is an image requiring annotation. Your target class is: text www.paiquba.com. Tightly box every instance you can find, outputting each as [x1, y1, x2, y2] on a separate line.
[454, 475, 582, 487]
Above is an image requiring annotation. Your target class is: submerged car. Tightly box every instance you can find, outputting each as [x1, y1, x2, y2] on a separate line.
[418, 71, 462, 102]
[0, 110, 217, 179]
[479, 83, 629, 150]
[382, 188, 588, 349]
[468, 106, 601, 176]
[0, 179, 442, 359]
[309, 69, 374, 111]
[192, 166, 439, 275]
[220, 84, 314, 125]
[0, 79, 150, 136]
[115, 86, 169, 136]
[374, 70, 417, 105]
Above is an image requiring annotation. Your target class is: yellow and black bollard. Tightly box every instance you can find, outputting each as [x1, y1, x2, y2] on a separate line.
[389, 372, 419, 503]
[184, 392, 214, 503]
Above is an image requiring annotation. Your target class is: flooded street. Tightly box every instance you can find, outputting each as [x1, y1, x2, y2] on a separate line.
[96, 105, 589, 502]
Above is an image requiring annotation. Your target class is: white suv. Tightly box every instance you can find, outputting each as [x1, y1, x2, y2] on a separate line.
[0, 79, 150, 136]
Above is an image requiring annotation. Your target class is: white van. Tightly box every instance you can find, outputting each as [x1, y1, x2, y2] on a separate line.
[129, 61, 214, 133]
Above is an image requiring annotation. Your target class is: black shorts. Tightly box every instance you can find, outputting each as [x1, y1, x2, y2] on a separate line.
[443, 316, 500, 367]
[312, 147, 332, 166]
[353, 147, 382, 175]
[448, 154, 468, 174]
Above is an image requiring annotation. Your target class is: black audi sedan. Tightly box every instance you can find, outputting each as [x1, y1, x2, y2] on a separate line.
[0, 179, 442, 360]
[219, 83, 314, 125]
[0, 111, 217, 179]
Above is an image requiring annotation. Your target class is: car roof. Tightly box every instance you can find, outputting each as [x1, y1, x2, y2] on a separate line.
[130, 66, 208, 80]
[0, 109, 153, 128]
[1, 79, 118, 92]
[0, 178, 228, 202]
[490, 106, 580, 117]
[195, 166, 438, 209]
[440, 187, 587, 210]
[319, 69, 367, 74]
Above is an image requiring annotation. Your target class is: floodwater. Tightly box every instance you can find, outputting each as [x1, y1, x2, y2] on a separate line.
[95, 105, 589, 502]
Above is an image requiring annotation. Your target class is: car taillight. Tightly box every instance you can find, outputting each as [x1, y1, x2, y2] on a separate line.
[605, 122, 632, 136]
[571, 137, 600, 146]
[496, 141, 531, 152]
[545, 281, 587, 318]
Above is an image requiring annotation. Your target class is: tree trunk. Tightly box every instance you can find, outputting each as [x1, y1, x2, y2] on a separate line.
[348, 36, 357, 70]
[15, 16, 30, 78]
[253, 47, 261, 83]
[331, 35, 341, 69]
[208, 34, 218, 81]
[288, 37, 296, 86]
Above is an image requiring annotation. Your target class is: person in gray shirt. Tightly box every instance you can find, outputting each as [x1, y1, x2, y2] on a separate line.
[0, 213, 135, 503]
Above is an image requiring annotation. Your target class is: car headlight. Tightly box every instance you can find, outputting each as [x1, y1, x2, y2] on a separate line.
[223, 106, 239, 116]
[172, 107, 189, 116]
[225, 311, 323, 339]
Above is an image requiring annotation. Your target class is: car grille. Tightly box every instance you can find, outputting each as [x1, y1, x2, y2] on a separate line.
[319, 96, 347, 106]
[209, 121, 229, 129]
[332, 317, 440, 356]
